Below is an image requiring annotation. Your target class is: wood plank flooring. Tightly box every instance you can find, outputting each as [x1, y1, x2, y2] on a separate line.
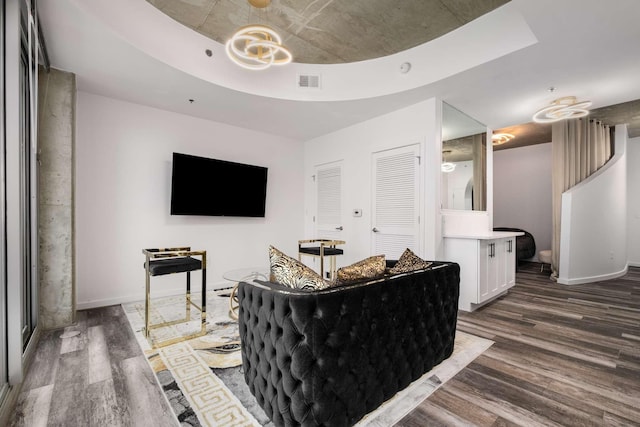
[397, 264, 640, 427]
[8, 264, 640, 426]
[9, 305, 178, 427]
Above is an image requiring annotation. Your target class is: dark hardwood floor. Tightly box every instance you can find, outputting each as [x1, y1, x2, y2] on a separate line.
[397, 263, 640, 427]
[9, 264, 640, 426]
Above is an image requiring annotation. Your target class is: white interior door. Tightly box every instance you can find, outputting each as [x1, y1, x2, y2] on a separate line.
[371, 145, 421, 260]
[315, 161, 343, 241]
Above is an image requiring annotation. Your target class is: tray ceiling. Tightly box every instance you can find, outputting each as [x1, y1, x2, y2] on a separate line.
[147, 0, 510, 64]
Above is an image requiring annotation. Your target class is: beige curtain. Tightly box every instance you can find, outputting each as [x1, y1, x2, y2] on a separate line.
[472, 133, 487, 211]
[551, 119, 611, 279]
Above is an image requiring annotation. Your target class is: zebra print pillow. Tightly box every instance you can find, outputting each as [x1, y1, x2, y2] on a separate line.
[268, 245, 329, 291]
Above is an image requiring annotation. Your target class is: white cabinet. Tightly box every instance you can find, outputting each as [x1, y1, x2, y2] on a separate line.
[479, 239, 501, 301]
[504, 237, 516, 288]
[444, 232, 521, 312]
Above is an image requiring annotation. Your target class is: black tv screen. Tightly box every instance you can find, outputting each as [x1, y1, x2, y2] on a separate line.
[170, 152, 268, 217]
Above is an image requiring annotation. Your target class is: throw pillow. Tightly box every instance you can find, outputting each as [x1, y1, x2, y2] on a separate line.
[268, 245, 329, 291]
[388, 248, 432, 274]
[334, 254, 386, 285]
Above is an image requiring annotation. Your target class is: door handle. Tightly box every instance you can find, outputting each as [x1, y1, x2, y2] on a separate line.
[335, 226, 343, 231]
[372, 227, 379, 233]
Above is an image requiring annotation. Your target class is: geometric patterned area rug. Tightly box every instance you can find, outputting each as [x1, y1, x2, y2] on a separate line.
[123, 290, 493, 427]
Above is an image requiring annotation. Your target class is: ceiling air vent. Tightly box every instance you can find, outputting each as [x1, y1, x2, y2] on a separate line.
[297, 74, 321, 90]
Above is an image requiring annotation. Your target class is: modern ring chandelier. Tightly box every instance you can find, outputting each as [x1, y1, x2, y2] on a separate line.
[226, 0, 292, 70]
[491, 132, 514, 145]
[532, 96, 592, 123]
[441, 162, 456, 173]
[441, 150, 456, 173]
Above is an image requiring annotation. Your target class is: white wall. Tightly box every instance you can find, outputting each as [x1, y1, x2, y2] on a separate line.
[75, 92, 304, 309]
[442, 160, 473, 210]
[494, 142, 552, 260]
[628, 136, 640, 266]
[558, 125, 628, 285]
[303, 98, 441, 265]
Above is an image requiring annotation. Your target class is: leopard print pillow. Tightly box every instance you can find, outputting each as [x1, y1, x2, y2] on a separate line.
[388, 248, 432, 274]
[334, 255, 386, 286]
[269, 246, 329, 291]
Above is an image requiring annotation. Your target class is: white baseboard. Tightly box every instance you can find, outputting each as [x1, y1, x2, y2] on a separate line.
[557, 265, 628, 285]
[76, 280, 233, 310]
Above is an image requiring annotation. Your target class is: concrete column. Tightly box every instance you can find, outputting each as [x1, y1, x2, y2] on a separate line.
[38, 67, 76, 329]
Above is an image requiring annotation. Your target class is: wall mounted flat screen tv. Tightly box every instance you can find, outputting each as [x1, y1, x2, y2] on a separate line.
[170, 152, 268, 217]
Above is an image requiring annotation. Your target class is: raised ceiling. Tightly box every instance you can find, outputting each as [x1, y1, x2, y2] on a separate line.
[494, 99, 640, 151]
[147, 0, 510, 64]
[146, 0, 640, 148]
[39, 0, 640, 144]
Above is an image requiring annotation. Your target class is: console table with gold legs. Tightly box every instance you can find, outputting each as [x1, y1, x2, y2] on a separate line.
[142, 247, 207, 348]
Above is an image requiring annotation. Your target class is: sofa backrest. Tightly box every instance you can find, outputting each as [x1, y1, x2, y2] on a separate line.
[237, 261, 460, 426]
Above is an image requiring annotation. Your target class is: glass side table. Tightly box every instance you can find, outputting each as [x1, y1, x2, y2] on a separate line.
[223, 267, 269, 320]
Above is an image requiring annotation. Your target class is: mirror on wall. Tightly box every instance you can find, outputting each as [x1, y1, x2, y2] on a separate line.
[441, 102, 487, 211]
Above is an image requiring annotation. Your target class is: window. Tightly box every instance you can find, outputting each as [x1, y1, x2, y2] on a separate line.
[17, 0, 38, 350]
[0, 0, 9, 404]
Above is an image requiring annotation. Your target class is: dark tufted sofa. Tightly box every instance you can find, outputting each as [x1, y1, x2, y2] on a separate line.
[237, 261, 460, 427]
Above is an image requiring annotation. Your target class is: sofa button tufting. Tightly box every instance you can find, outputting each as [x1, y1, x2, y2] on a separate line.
[237, 261, 460, 427]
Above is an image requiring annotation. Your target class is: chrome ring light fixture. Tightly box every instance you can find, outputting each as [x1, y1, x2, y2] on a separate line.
[441, 162, 456, 173]
[491, 133, 515, 145]
[226, 0, 292, 70]
[532, 96, 592, 123]
[441, 150, 456, 173]
[226, 25, 292, 70]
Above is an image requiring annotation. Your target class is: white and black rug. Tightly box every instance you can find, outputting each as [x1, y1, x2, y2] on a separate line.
[123, 291, 493, 426]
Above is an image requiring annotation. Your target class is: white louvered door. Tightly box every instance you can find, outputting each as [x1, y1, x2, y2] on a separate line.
[371, 145, 421, 260]
[315, 162, 343, 241]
